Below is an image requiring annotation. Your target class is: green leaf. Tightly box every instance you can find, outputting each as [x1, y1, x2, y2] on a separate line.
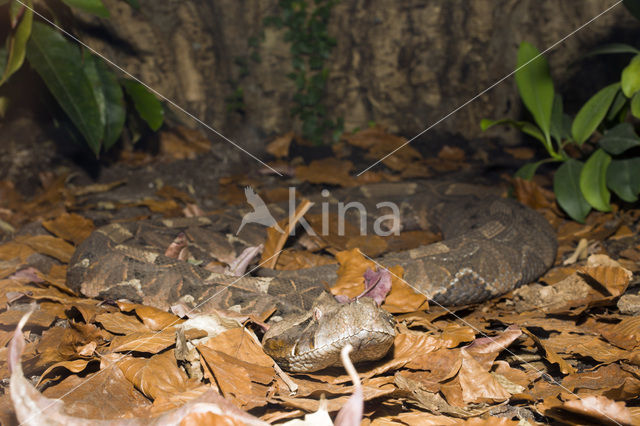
[481, 118, 547, 144]
[0, 0, 33, 86]
[554, 159, 591, 222]
[60, 0, 110, 18]
[549, 94, 566, 143]
[122, 80, 164, 131]
[571, 82, 621, 145]
[84, 55, 125, 150]
[621, 54, 640, 97]
[0, 48, 7, 74]
[632, 92, 640, 119]
[599, 122, 640, 154]
[580, 148, 612, 212]
[515, 159, 555, 180]
[585, 43, 640, 57]
[623, 0, 640, 20]
[27, 22, 104, 155]
[606, 89, 627, 121]
[515, 42, 554, 145]
[607, 157, 640, 202]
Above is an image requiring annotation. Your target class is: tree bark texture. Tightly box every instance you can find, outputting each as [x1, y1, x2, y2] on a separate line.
[76, 0, 637, 151]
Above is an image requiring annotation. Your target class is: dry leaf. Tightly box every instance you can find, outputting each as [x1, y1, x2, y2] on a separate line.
[266, 132, 294, 158]
[295, 158, 356, 186]
[41, 213, 94, 246]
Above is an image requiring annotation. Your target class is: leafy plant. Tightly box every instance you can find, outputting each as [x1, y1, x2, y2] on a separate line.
[0, 0, 162, 156]
[265, 0, 343, 145]
[482, 41, 640, 222]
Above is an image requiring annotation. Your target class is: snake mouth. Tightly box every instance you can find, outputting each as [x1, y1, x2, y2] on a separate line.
[263, 296, 396, 372]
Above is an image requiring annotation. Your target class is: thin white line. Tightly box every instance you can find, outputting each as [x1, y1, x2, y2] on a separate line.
[359, 252, 623, 426]
[357, 0, 623, 176]
[14, 0, 282, 176]
[18, 249, 284, 426]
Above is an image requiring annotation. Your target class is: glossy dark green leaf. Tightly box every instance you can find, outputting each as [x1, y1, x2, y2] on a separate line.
[84, 55, 125, 150]
[0, 48, 7, 74]
[606, 89, 627, 121]
[0, 0, 32, 86]
[554, 159, 591, 223]
[515, 42, 554, 145]
[631, 92, 640, 119]
[571, 83, 620, 144]
[607, 157, 640, 202]
[515, 159, 554, 180]
[27, 22, 103, 155]
[585, 43, 640, 57]
[550, 94, 566, 143]
[599, 122, 640, 154]
[122, 80, 164, 131]
[60, 0, 109, 18]
[621, 54, 640, 97]
[580, 148, 612, 212]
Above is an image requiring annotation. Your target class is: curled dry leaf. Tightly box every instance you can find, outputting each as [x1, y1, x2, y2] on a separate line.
[197, 345, 273, 410]
[109, 329, 178, 354]
[266, 131, 294, 158]
[116, 301, 184, 331]
[41, 213, 94, 245]
[95, 311, 152, 335]
[332, 249, 427, 313]
[15, 234, 75, 263]
[522, 328, 576, 375]
[118, 350, 201, 401]
[548, 395, 633, 425]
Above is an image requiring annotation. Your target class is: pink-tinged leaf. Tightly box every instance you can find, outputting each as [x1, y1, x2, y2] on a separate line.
[360, 267, 392, 306]
[226, 244, 263, 276]
[334, 344, 363, 426]
[9, 267, 43, 283]
[164, 232, 187, 258]
[465, 324, 522, 354]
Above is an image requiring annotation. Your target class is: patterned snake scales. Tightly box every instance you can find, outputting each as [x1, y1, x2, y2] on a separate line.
[67, 181, 557, 372]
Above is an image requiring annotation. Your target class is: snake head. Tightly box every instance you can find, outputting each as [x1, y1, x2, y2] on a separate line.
[262, 292, 396, 372]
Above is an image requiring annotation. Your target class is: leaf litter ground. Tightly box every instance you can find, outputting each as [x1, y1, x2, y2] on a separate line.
[0, 126, 639, 425]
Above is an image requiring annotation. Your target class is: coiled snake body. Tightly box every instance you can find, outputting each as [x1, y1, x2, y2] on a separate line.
[67, 181, 557, 372]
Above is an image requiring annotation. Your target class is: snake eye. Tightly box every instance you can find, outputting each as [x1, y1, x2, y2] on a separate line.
[313, 307, 323, 321]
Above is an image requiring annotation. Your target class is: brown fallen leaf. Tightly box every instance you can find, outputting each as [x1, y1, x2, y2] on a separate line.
[561, 363, 640, 400]
[15, 234, 75, 263]
[9, 311, 266, 424]
[295, 158, 356, 186]
[116, 301, 184, 331]
[41, 213, 94, 246]
[118, 350, 201, 401]
[547, 395, 633, 426]
[197, 344, 273, 410]
[266, 131, 294, 158]
[522, 328, 576, 375]
[95, 311, 152, 335]
[600, 316, 640, 351]
[274, 249, 336, 270]
[203, 327, 274, 368]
